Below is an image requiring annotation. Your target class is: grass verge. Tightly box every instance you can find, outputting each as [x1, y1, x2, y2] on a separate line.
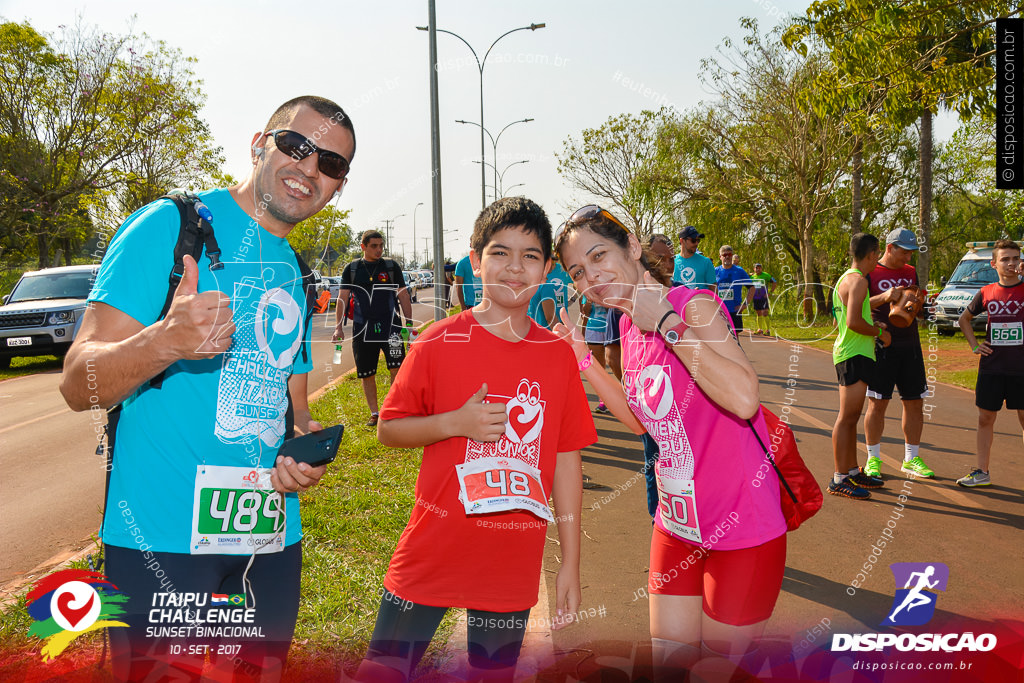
[0, 355, 64, 382]
[761, 313, 978, 390]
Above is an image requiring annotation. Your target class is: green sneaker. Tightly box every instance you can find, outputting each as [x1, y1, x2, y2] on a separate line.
[863, 456, 882, 478]
[901, 456, 935, 478]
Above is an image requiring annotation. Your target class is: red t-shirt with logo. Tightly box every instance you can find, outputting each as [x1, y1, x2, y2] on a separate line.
[967, 281, 1024, 375]
[380, 311, 597, 612]
[867, 263, 920, 348]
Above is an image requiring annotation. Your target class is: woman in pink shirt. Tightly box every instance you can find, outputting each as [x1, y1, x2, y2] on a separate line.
[554, 206, 787, 678]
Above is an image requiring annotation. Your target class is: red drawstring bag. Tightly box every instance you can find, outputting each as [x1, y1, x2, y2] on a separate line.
[748, 406, 823, 531]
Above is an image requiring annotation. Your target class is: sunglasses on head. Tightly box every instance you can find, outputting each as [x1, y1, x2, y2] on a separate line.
[264, 129, 350, 179]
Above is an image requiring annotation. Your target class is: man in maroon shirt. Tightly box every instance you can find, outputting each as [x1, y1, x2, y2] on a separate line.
[957, 239, 1024, 487]
[862, 229, 934, 479]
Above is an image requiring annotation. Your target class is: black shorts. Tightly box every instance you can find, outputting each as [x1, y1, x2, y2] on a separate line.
[753, 298, 769, 312]
[975, 373, 1024, 412]
[105, 542, 302, 683]
[729, 311, 743, 332]
[363, 589, 530, 677]
[353, 324, 406, 378]
[867, 345, 928, 400]
[835, 355, 876, 387]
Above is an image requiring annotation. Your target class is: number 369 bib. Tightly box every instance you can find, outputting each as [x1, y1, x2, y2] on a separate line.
[190, 465, 285, 555]
[456, 457, 554, 522]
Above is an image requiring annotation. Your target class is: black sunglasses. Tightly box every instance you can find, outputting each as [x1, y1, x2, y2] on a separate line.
[265, 129, 350, 179]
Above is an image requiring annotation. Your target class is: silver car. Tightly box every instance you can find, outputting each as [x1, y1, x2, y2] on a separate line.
[0, 264, 98, 368]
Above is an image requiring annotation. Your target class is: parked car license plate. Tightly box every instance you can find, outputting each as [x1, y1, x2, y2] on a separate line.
[6, 337, 32, 346]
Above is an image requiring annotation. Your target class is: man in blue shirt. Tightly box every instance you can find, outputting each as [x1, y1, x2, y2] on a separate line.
[715, 243, 755, 334]
[453, 252, 482, 311]
[672, 225, 716, 291]
[60, 96, 351, 682]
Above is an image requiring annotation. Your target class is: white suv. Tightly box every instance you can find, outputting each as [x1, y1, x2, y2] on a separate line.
[0, 265, 97, 368]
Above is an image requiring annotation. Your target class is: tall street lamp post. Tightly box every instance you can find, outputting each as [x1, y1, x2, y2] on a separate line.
[417, 23, 545, 210]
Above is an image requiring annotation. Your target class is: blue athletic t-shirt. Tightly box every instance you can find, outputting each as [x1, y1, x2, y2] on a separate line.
[528, 280, 556, 328]
[547, 263, 574, 321]
[714, 265, 752, 313]
[673, 253, 717, 291]
[90, 189, 313, 553]
[454, 255, 482, 307]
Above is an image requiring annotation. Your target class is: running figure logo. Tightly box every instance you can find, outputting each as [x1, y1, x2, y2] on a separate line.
[884, 562, 949, 626]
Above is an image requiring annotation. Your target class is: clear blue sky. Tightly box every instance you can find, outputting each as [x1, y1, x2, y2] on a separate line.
[3, 0, 957, 265]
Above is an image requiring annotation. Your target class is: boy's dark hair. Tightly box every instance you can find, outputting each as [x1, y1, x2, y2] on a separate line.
[361, 229, 384, 245]
[471, 197, 552, 261]
[265, 95, 356, 158]
[850, 232, 879, 261]
[993, 239, 1021, 259]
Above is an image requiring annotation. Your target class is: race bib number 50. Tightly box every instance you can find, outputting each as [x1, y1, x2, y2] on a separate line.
[191, 465, 285, 555]
[656, 474, 702, 544]
[456, 457, 553, 522]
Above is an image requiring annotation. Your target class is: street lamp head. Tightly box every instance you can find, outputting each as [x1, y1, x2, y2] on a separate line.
[524, 118, 535, 123]
[530, 23, 546, 30]
[416, 26, 428, 31]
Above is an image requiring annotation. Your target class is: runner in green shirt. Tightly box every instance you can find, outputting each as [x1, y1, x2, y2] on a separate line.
[830, 233, 891, 500]
[750, 263, 777, 335]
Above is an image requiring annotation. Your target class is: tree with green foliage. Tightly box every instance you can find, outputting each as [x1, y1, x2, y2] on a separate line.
[556, 108, 682, 239]
[288, 205, 355, 274]
[659, 19, 855, 317]
[783, 0, 1020, 285]
[0, 19, 223, 269]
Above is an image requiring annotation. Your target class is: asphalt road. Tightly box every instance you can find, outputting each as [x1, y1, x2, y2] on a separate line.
[0, 288, 442, 587]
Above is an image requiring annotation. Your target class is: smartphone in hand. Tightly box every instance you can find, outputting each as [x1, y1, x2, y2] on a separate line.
[278, 424, 344, 467]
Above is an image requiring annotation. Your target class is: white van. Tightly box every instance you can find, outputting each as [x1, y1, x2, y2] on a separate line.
[932, 241, 1024, 333]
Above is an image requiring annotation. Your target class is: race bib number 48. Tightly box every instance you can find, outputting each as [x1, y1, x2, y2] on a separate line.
[191, 465, 285, 555]
[990, 322, 1023, 346]
[456, 457, 553, 522]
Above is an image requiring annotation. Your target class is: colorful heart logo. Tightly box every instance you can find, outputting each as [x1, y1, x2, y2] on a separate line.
[636, 365, 673, 420]
[504, 379, 544, 444]
[50, 581, 100, 632]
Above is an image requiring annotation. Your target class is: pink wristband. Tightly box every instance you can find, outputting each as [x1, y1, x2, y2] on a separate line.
[578, 351, 593, 372]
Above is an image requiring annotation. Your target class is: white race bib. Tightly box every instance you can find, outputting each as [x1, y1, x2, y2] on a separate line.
[456, 457, 553, 522]
[190, 465, 285, 555]
[656, 474, 702, 544]
[990, 322, 1023, 346]
[717, 285, 735, 301]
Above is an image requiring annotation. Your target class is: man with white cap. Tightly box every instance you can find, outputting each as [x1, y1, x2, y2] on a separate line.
[863, 228, 934, 479]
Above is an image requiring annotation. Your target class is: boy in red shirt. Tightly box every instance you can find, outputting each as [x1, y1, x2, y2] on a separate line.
[957, 239, 1024, 487]
[352, 197, 596, 682]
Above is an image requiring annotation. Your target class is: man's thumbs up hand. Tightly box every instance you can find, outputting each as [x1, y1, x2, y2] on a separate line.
[163, 254, 235, 359]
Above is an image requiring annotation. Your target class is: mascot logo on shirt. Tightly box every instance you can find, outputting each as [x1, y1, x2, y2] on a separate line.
[634, 365, 673, 420]
[465, 379, 544, 468]
[505, 380, 544, 444]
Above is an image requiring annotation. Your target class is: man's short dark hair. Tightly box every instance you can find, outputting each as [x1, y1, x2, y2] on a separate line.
[471, 197, 552, 261]
[265, 95, 356, 158]
[993, 239, 1022, 259]
[361, 230, 384, 246]
[850, 232, 879, 261]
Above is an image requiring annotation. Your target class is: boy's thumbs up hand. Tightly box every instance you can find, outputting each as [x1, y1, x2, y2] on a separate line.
[162, 254, 235, 359]
[454, 383, 507, 442]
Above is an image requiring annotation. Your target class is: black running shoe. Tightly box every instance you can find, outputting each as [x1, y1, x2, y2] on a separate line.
[849, 469, 884, 489]
[827, 478, 871, 500]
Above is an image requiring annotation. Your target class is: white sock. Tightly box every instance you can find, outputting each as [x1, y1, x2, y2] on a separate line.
[848, 467, 860, 477]
[833, 472, 847, 484]
[905, 444, 918, 462]
[866, 443, 881, 460]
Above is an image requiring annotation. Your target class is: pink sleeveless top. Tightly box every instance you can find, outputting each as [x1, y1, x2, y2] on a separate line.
[620, 286, 787, 550]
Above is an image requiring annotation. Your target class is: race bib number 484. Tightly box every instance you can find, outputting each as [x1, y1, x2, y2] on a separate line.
[456, 457, 553, 522]
[191, 465, 285, 554]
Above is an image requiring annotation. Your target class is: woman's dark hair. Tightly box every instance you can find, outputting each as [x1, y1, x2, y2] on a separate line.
[471, 196, 552, 260]
[850, 232, 879, 261]
[554, 212, 671, 287]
